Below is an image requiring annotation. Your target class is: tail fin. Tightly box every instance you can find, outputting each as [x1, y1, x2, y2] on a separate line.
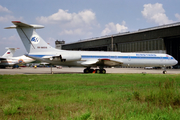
[2, 47, 17, 58]
[5, 21, 57, 54]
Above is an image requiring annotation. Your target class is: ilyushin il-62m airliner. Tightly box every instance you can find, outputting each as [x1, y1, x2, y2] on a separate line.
[5, 21, 178, 74]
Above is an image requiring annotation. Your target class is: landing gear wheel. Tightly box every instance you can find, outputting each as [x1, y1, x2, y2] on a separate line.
[84, 69, 89, 73]
[95, 69, 106, 74]
[95, 69, 100, 73]
[100, 69, 106, 74]
[90, 69, 94, 73]
[84, 68, 94, 73]
[163, 70, 167, 74]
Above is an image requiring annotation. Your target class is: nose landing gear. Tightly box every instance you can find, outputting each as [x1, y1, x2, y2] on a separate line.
[162, 65, 167, 74]
[163, 70, 167, 74]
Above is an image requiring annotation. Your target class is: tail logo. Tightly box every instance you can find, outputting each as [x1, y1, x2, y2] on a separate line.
[31, 36, 40, 44]
[18, 59, 24, 63]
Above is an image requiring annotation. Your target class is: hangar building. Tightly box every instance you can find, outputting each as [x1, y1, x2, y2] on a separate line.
[59, 22, 180, 66]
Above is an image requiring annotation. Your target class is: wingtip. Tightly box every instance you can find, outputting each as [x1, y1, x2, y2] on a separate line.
[12, 21, 21, 23]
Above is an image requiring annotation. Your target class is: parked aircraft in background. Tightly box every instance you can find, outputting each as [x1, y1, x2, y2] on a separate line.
[5, 21, 178, 73]
[0, 47, 17, 58]
[0, 47, 35, 68]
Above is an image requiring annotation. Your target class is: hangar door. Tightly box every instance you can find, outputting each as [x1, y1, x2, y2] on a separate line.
[164, 37, 180, 66]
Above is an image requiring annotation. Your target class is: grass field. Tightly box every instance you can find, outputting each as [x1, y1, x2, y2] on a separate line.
[1, 74, 180, 120]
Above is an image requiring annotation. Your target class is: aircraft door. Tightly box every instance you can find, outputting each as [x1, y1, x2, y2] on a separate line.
[128, 55, 131, 61]
[161, 56, 163, 62]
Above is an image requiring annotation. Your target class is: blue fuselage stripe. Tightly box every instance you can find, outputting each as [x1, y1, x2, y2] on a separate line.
[81, 55, 173, 60]
[28, 55, 174, 60]
[29, 55, 46, 58]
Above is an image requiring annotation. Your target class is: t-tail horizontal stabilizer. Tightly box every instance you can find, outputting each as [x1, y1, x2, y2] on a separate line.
[5, 21, 44, 29]
[5, 21, 57, 54]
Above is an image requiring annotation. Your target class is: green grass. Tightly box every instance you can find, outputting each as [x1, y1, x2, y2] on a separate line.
[0, 74, 180, 119]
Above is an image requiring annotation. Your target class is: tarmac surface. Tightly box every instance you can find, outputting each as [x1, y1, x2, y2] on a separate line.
[0, 67, 180, 75]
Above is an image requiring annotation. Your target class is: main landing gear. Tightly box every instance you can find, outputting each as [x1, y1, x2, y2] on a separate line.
[83, 67, 106, 74]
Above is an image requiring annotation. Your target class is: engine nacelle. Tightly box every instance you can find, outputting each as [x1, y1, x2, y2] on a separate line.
[51, 53, 81, 62]
[60, 53, 81, 62]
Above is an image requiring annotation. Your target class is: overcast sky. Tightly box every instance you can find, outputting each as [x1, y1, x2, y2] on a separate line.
[0, 0, 180, 56]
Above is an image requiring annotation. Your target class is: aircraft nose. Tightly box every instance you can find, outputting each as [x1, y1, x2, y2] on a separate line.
[176, 60, 178, 64]
[174, 59, 178, 65]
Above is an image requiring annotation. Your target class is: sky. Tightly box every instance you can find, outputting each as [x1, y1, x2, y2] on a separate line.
[0, 0, 180, 56]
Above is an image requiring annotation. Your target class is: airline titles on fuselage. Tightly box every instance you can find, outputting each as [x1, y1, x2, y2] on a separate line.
[136, 54, 156, 57]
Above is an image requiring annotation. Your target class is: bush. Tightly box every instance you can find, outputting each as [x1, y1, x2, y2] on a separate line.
[2, 103, 21, 115]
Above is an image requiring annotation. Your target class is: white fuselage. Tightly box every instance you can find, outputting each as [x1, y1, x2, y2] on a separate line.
[28, 50, 178, 67]
[0, 55, 34, 67]
[6, 21, 178, 70]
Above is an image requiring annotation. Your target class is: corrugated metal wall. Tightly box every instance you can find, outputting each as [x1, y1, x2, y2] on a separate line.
[117, 38, 165, 52]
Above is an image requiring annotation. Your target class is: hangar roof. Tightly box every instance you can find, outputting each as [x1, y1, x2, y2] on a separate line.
[65, 22, 180, 45]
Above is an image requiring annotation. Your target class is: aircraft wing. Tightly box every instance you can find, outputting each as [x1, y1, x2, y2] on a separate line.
[25, 54, 123, 67]
[24, 54, 46, 62]
[81, 60, 99, 66]
[81, 58, 123, 67]
[99, 59, 123, 66]
[24, 54, 60, 62]
[0, 57, 7, 60]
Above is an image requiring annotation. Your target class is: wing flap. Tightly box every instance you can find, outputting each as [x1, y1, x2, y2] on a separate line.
[99, 59, 123, 66]
[81, 59, 123, 67]
[81, 60, 99, 66]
